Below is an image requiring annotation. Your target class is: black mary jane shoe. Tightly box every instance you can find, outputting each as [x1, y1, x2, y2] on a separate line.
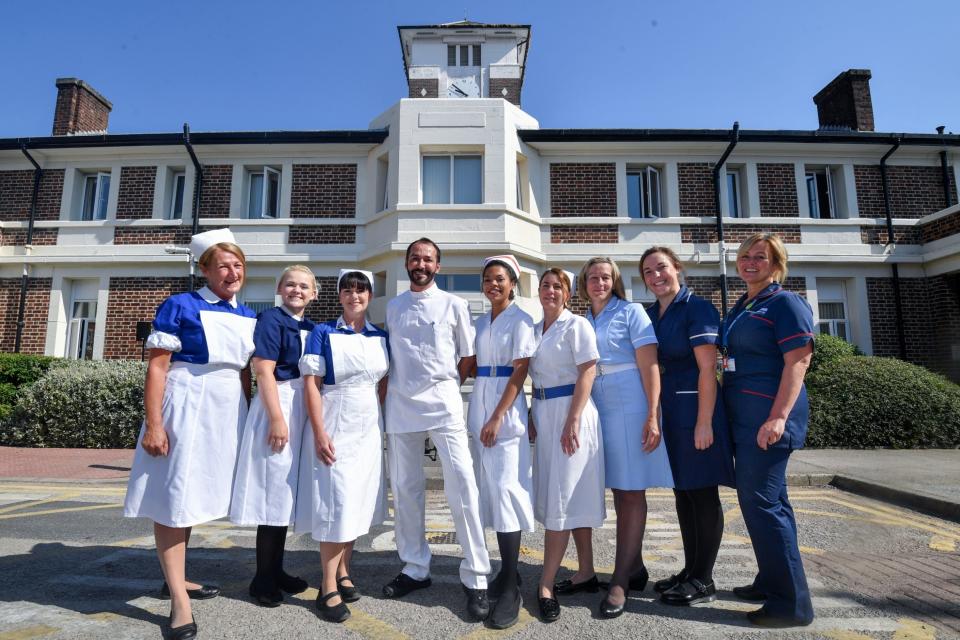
[660, 578, 716, 606]
[337, 575, 360, 603]
[488, 572, 522, 601]
[653, 569, 687, 594]
[277, 571, 308, 595]
[554, 575, 600, 595]
[317, 591, 351, 623]
[168, 616, 197, 640]
[746, 607, 813, 628]
[487, 586, 521, 629]
[628, 566, 650, 591]
[538, 595, 561, 622]
[249, 581, 283, 608]
[732, 583, 767, 602]
[160, 582, 220, 600]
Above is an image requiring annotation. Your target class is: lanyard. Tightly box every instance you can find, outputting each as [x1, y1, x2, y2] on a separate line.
[720, 283, 778, 352]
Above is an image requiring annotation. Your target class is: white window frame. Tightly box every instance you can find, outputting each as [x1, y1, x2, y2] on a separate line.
[247, 166, 281, 219]
[805, 167, 838, 219]
[169, 172, 186, 220]
[80, 172, 110, 221]
[816, 279, 850, 341]
[627, 166, 661, 219]
[727, 170, 742, 218]
[421, 154, 483, 205]
[67, 299, 97, 360]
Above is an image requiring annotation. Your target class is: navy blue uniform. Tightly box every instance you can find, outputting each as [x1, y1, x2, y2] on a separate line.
[721, 282, 815, 624]
[252, 306, 316, 380]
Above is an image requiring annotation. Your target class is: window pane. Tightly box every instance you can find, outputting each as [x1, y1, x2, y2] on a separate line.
[472, 44, 481, 66]
[806, 174, 819, 218]
[95, 174, 110, 220]
[647, 167, 661, 217]
[836, 322, 847, 340]
[248, 173, 264, 217]
[244, 300, 274, 313]
[83, 320, 96, 360]
[460, 45, 469, 66]
[82, 176, 97, 220]
[265, 170, 280, 217]
[451, 274, 482, 291]
[453, 155, 482, 204]
[818, 321, 833, 336]
[447, 45, 457, 66]
[627, 173, 642, 218]
[727, 172, 740, 217]
[819, 302, 846, 319]
[422, 156, 451, 204]
[172, 174, 185, 219]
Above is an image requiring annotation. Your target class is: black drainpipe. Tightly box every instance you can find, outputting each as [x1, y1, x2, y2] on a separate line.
[182, 123, 203, 291]
[13, 144, 43, 353]
[712, 122, 740, 316]
[879, 137, 906, 360]
[937, 126, 954, 207]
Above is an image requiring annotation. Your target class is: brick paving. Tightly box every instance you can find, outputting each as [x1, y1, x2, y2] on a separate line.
[0, 446, 133, 481]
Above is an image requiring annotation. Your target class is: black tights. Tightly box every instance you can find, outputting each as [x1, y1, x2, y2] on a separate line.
[253, 525, 290, 591]
[674, 486, 724, 583]
[496, 531, 522, 593]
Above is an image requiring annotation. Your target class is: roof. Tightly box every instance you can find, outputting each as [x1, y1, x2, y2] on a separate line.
[518, 128, 960, 147]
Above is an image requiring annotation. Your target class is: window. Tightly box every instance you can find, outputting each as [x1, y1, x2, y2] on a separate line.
[727, 170, 742, 218]
[447, 44, 480, 67]
[818, 302, 848, 340]
[376, 154, 390, 212]
[244, 300, 275, 314]
[805, 167, 838, 219]
[81, 172, 110, 220]
[170, 172, 186, 220]
[248, 167, 281, 218]
[67, 300, 97, 360]
[516, 155, 529, 212]
[630, 277, 656, 306]
[422, 155, 482, 204]
[627, 166, 661, 218]
[435, 274, 482, 292]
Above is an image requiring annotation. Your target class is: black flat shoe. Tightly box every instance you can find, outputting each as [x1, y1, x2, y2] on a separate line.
[554, 575, 600, 595]
[317, 591, 350, 623]
[463, 585, 490, 621]
[337, 575, 360, 603]
[653, 569, 687, 593]
[168, 616, 197, 640]
[487, 572, 522, 601]
[278, 571, 308, 595]
[538, 595, 560, 622]
[160, 582, 220, 600]
[629, 566, 649, 591]
[382, 573, 431, 599]
[598, 592, 627, 619]
[733, 583, 767, 602]
[249, 582, 283, 608]
[660, 578, 716, 606]
[746, 607, 813, 628]
[487, 586, 521, 629]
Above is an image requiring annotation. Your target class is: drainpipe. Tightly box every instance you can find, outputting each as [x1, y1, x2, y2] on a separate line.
[879, 137, 906, 360]
[937, 126, 954, 207]
[14, 144, 43, 353]
[712, 122, 740, 316]
[182, 123, 203, 291]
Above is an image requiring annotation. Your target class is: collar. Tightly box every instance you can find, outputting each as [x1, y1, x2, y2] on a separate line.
[734, 282, 782, 313]
[587, 295, 625, 322]
[279, 305, 303, 321]
[409, 282, 439, 299]
[198, 286, 237, 308]
[335, 315, 377, 334]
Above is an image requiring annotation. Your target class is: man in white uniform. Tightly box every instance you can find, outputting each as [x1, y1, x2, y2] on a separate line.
[383, 237, 491, 621]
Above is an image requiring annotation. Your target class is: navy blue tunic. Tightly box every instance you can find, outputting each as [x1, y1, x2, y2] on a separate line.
[647, 286, 735, 489]
[252, 306, 315, 381]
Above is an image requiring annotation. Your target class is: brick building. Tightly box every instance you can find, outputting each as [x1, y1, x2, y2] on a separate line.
[1, 21, 959, 381]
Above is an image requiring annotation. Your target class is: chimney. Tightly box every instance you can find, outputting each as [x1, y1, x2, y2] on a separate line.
[812, 69, 874, 132]
[52, 77, 112, 136]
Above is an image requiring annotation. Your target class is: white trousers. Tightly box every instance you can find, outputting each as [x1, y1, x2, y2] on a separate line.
[388, 424, 490, 589]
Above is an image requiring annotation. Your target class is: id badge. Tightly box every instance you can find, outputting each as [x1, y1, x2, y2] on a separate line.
[723, 356, 736, 372]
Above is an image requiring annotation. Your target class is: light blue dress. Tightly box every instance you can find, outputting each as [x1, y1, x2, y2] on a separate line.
[587, 296, 674, 490]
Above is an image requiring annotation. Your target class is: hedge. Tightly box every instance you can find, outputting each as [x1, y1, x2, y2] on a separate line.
[0, 354, 59, 421]
[809, 333, 862, 374]
[806, 356, 960, 448]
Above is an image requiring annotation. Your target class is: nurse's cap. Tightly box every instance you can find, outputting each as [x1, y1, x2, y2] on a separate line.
[190, 228, 237, 258]
[563, 270, 577, 293]
[337, 268, 375, 295]
[481, 254, 521, 281]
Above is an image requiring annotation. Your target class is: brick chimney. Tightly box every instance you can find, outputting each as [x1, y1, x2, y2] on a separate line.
[813, 69, 874, 132]
[52, 78, 112, 136]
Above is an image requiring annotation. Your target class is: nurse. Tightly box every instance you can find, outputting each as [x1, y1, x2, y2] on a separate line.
[297, 269, 389, 623]
[721, 233, 815, 628]
[530, 268, 605, 623]
[123, 228, 257, 640]
[640, 247, 735, 606]
[466, 255, 536, 630]
[579, 257, 671, 618]
[230, 265, 317, 606]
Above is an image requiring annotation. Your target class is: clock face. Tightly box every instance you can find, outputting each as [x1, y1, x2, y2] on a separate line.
[447, 75, 480, 98]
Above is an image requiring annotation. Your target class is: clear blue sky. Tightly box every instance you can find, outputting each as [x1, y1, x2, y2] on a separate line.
[2, 0, 957, 137]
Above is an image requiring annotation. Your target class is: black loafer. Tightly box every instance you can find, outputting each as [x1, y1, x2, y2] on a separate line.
[554, 575, 600, 595]
[160, 582, 220, 600]
[660, 578, 716, 606]
[653, 569, 687, 593]
[598, 590, 628, 619]
[382, 573, 431, 599]
[463, 585, 490, 621]
[746, 607, 813, 628]
[168, 616, 197, 640]
[629, 566, 649, 591]
[487, 585, 521, 629]
[317, 591, 350, 623]
[487, 572, 522, 601]
[733, 583, 767, 602]
[278, 571, 308, 595]
[249, 582, 283, 608]
[538, 596, 560, 622]
[338, 575, 360, 603]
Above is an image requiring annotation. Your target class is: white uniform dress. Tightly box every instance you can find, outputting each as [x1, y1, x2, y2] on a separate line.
[466, 303, 536, 533]
[124, 287, 257, 528]
[230, 306, 314, 527]
[295, 317, 389, 543]
[530, 309, 606, 531]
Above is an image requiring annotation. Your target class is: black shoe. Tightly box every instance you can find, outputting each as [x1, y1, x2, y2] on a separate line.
[660, 578, 717, 606]
[463, 585, 490, 621]
[337, 575, 360, 603]
[488, 572, 522, 601]
[278, 571, 308, 595]
[160, 582, 220, 600]
[538, 596, 560, 622]
[733, 583, 767, 602]
[382, 573, 431, 599]
[598, 588, 628, 619]
[317, 591, 350, 623]
[554, 575, 600, 595]
[249, 581, 283, 608]
[487, 586, 521, 629]
[629, 566, 650, 591]
[653, 569, 687, 593]
[746, 607, 813, 628]
[168, 616, 197, 640]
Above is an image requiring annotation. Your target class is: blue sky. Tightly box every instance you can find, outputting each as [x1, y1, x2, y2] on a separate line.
[2, 0, 957, 137]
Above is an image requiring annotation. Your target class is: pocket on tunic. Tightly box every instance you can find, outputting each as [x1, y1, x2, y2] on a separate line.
[418, 321, 454, 362]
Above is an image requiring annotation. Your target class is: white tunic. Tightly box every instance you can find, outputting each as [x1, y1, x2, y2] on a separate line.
[467, 304, 536, 533]
[530, 309, 606, 531]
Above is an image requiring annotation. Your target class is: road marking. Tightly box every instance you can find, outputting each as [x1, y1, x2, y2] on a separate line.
[345, 608, 411, 640]
[459, 608, 535, 639]
[928, 535, 956, 552]
[0, 493, 78, 515]
[0, 625, 58, 640]
[0, 502, 118, 520]
[821, 631, 874, 639]
[893, 617, 937, 640]
[0, 483, 126, 495]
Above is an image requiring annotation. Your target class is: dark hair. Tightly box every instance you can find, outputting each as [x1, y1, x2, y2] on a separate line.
[482, 260, 518, 300]
[405, 237, 442, 263]
[338, 271, 372, 293]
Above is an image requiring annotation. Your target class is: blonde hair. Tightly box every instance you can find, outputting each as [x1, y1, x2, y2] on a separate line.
[539, 267, 573, 309]
[577, 257, 627, 302]
[737, 233, 789, 282]
[277, 264, 318, 293]
[198, 242, 246, 270]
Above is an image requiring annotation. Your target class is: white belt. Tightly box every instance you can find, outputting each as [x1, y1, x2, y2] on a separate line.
[596, 362, 638, 377]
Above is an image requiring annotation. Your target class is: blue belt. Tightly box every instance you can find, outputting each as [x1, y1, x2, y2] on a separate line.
[531, 384, 576, 400]
[476, 366, 515, 377]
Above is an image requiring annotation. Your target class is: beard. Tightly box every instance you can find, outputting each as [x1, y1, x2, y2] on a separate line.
[407, 267, 436, 287]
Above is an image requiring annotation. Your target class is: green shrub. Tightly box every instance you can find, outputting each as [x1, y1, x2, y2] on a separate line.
[1, 360, 146, 448]
[807, 356, 960, 448]
[0, 353, 61, 419]
[809, 333, 862, 373]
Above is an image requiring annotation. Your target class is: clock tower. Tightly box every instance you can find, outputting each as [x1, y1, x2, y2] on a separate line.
[397, 21, 530, 106]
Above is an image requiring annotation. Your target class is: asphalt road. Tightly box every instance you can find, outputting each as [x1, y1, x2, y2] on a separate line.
[0, 480, 957, 639]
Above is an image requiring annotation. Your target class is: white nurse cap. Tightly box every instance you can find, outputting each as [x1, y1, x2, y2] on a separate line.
[337, 269, 375, 295]
[482, 254, 521, 281]
[190, 228, 236, 258]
